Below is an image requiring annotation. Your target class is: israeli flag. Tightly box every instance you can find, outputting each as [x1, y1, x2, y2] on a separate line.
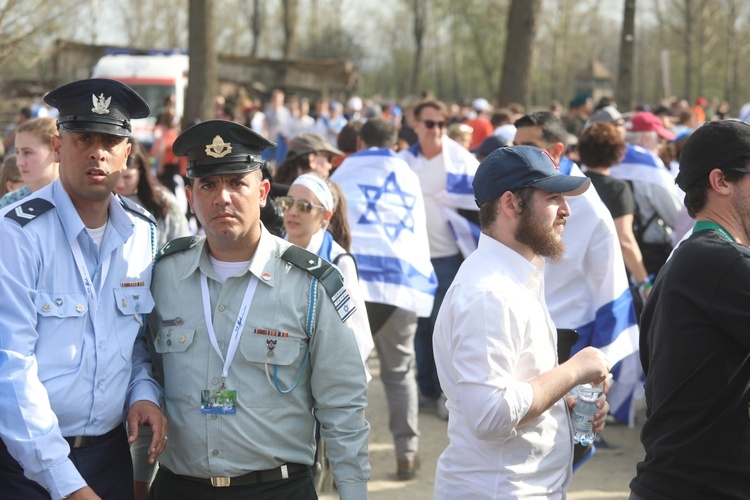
[400, 137, 480, 258]
[331, 148, 437, 317]
[546, 163, 642, 426]
[611, 143, 677, 192]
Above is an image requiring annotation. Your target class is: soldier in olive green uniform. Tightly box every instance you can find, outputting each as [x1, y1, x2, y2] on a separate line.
[147, 120, 370, 500]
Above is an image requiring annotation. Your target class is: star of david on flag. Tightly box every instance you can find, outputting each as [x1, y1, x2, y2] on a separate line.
[358, 172, 416, 242]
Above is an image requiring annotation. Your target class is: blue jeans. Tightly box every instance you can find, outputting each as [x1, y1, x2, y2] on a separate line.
[415, 253, 463, 400]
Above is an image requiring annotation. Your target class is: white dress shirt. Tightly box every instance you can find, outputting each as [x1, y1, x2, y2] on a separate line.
[433, 233, 573, 499]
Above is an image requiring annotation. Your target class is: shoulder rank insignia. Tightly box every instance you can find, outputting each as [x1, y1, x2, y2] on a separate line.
[157, 235, 202, 261]
[4, 198, 54, 227]
[118, 195, 156, 224]
[281, 245, 356, 322]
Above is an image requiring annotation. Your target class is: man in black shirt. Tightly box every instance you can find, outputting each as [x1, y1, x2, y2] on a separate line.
[630, 120, 750, 500]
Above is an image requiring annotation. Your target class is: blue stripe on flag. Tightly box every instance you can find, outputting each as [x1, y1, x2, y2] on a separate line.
[571, 289, 637, 355]
[559, 156, 574, 176]
[354, 254, 437, 295]
[446, 172, 474, 195]
[622, 144, 661, 168]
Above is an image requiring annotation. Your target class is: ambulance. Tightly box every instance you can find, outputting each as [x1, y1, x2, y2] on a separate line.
[91, 51, 188, 145]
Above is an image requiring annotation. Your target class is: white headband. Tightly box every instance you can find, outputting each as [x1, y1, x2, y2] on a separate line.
[291, 174, 334, 212]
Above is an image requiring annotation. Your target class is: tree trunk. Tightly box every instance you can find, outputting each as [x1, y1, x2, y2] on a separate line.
[683, 0, 693, 99]
[411, 0, 427, 95]
[615, 0, 636, 109]
[183, 0, 218, 129]
[497, 0, 541, 107]
[250, 0, 263, 57]
[282, 0, 299, 59]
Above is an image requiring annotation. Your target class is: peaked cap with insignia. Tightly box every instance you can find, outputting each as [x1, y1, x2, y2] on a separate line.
[44, 78, 150, 137]
[173, 120, 277, 179]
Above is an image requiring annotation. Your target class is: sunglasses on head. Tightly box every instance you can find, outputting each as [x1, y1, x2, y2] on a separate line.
[278, 196, 325, 214]
[421, 119, 446, 129]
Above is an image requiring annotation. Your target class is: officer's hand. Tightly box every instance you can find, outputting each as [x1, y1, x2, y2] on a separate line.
[68, 486, 101, 500]
[127, 400, 168, 465]
[567, 346, 611, 386]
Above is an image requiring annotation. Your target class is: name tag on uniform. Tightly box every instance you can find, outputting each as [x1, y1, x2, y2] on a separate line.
[201, 389, 237, 414]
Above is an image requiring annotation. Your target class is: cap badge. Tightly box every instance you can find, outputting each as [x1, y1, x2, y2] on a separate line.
[91, 94, 111, 115]
[205, 135, 233, 158]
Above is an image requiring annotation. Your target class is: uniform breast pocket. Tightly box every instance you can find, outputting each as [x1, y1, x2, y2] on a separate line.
[114, 287, 155, 361]
[34, 291, 88, 379]
[153, 326, 197, 399]
[239, 332, 306, 408]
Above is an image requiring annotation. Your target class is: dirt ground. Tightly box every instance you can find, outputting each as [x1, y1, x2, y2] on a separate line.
[322, 358, 646, 500]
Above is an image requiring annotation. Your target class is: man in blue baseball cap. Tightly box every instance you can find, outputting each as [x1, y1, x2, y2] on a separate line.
[0, 78, 167, 500]
[433, 145, 612, 498]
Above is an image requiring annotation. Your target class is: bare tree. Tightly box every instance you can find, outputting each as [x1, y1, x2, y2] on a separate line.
[616, 0, 637, 108]
[183, 0, 218, 128]
[0, 0, 71, 66]
[281, 0, 299, 59]
[411, 0, 427, 95]
[723, 0, 741, 108]
[248, 0, 264, 57]
[498, 0, 542, 107]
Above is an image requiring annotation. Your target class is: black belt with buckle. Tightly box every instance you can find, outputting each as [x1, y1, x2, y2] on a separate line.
[64, 425, 121, 449]
[160, 463, 309, 487]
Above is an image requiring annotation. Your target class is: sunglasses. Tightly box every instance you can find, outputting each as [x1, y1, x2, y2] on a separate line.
[278, 196, 325, 214]
[421, 120, 446, 129]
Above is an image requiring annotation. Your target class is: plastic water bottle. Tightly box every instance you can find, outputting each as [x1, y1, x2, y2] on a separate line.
[571, 382, 604, 446]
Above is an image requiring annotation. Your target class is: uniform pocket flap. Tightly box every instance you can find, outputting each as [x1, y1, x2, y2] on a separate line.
[153, 326, 196, 354]
[240, 332, 301, 366]
[35, 291, 87, 318]
[114, 287, 155, 315]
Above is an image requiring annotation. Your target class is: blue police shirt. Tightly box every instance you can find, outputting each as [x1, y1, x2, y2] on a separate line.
[0, 179, 161, 498]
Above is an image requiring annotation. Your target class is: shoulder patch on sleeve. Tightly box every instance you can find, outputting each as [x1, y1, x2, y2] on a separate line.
[156, 235, 201, 261]
[4, 198, 54, 227]
[119, 195, 157, 224]
[281, 245, 356, 322]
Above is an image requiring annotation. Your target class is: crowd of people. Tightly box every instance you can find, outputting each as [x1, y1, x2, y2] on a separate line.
[0, 75, 749, 500]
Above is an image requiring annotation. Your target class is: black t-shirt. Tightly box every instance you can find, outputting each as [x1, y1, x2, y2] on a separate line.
[584, 170, 635, 220]
[630, 230, 750, 499]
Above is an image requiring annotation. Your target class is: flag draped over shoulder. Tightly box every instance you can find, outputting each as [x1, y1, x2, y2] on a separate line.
[331, 148, 437, 317]
[546, 164, 642, 426]
[611, 143, 676, 191]
[400, 137, 480, 258]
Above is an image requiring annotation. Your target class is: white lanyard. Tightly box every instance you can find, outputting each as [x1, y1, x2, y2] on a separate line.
[71, 237, 111, 324]
[200, 272, 258, 385]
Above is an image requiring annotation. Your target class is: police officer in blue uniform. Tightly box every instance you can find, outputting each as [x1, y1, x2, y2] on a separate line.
[0, 79, 168, 500]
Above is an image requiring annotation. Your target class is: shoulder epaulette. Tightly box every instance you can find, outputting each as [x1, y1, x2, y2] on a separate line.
[281, 245, 356, 322]
[4, 198, 54, 227]
[156, 235, 202, 261]
[119, 195, 156, 224]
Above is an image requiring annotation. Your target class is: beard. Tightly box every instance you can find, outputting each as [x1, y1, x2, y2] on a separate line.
[514, 208, 567, 262]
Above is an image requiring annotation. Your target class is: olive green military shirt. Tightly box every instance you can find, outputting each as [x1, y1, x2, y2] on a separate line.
[148, 225, 370, 499]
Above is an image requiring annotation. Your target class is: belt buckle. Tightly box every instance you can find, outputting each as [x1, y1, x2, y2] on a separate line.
[72, 436, 93, 448]
[211, 477, 231, 487]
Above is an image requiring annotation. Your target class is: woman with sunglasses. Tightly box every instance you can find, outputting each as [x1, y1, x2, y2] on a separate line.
[281, 173, 373, 368]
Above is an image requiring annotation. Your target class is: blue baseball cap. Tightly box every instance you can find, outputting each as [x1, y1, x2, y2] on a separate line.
[44, 78, 150, 137]
[473, 145, 590, 206]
